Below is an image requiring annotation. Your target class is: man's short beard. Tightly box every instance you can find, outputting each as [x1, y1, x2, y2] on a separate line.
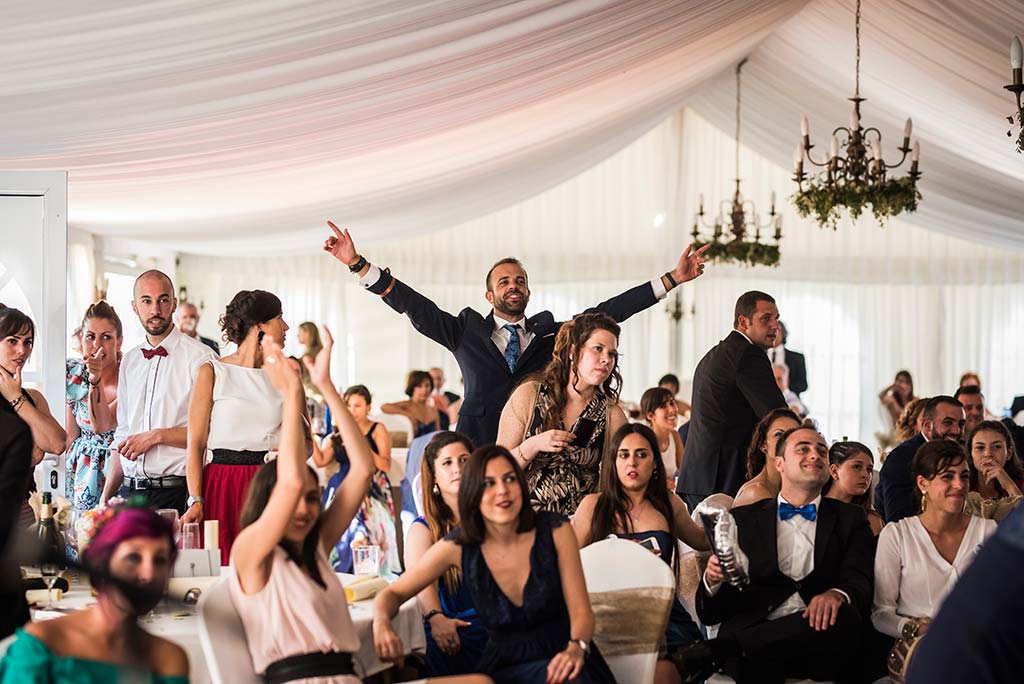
[492, 294, 528, 318]
[144, 318, 171, 336]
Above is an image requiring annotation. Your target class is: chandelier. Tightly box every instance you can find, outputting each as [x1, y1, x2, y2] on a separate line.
[1006, 35, 1023, 153]
[691, 58, 782, 268]
[792, 0, 921, 230]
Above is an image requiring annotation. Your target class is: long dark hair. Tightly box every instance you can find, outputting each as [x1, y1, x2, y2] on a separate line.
[823, 441, 874, 513]
[457, 445, 535, 545]
[745, 408, 800, 480]
[535, 313, 622, 432]
[965, 420, 1023, 494]
[589, 424, 676, 545]
[421, 431, 474, 592]
[239, 460, 325, 588]
[0, 304, 34, 342]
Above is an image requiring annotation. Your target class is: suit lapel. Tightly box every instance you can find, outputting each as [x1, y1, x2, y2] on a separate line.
[513, 316, 547, 370]
[483, 312, 514, 373]
[813, 499, 836, 570]
[761, 500, 780, 573]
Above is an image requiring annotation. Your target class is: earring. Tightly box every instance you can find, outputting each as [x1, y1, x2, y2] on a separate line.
[433, 484, 440, 496]
[920, 490, 928, 512]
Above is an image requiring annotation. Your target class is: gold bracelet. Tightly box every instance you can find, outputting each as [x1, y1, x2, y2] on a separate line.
[10, 394, 26, 412]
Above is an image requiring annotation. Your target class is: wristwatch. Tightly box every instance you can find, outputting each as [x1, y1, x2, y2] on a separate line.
[348, 255, 368, 273]
[573, 639, 590, 655]
[186, 495, 204, 508]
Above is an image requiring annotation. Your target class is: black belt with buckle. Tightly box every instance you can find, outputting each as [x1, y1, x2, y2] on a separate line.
[126, 475, 187, 490]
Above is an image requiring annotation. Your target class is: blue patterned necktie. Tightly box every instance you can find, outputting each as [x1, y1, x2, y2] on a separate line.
[503, 323, 522, 373]
[778, 501, 817, 521]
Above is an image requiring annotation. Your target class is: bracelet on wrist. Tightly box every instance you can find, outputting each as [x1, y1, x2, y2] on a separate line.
[10, 394, 26, 412]
[422, 609, 443, 622]
[664, 271, 678, 288]
[348, 255, 368, 273]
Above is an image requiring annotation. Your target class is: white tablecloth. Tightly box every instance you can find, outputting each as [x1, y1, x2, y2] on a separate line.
[33, 572, 425, 683]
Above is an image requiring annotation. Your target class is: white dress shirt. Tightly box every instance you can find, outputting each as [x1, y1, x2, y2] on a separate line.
[769, 345, 786, 365]
[872, 514, 996, 638]
[113, 326, 216, 478]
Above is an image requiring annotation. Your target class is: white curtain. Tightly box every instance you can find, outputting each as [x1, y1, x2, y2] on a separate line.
[178, 107, 1024, 451]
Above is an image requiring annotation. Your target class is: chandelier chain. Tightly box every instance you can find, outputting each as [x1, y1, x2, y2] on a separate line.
[735, 59, 744, 180]
[854, 0, 861, 98]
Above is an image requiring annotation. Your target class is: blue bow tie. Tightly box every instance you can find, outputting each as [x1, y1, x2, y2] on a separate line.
[779, 502, 817, 521]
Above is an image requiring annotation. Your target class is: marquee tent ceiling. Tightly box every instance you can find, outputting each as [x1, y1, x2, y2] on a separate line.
[2, 0, 1021, 255]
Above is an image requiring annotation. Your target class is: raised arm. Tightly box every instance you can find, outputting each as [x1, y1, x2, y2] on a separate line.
[549, 520, 595, 683]
[231, 339, 308, 594]
[582, 244, 709, 322]
[322, 221, 466, 351]
[304, 326, 375, 552]
[183, 363, 215, 526]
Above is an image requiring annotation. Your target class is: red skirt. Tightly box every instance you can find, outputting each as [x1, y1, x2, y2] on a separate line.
[203, 462, 262, 566]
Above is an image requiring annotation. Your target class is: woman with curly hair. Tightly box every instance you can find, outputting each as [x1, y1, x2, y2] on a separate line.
[894, 397, 928, 443]
[186, 289, 292, 563]
[731, 407, 800, 508]
[0, 504, 189, 682]
[496, 313, 627, 516]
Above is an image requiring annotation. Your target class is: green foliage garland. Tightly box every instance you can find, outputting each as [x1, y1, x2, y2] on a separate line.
[693, 240, 780, 268]
[792, 177, 921, 230]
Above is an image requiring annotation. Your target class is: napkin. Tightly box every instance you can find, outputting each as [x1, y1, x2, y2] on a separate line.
[344, 576, 388, 602]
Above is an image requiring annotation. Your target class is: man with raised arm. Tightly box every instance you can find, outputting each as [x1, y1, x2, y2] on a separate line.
[322, 221, 709, 447]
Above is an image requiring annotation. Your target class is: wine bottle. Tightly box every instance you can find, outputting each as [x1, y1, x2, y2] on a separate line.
[36, 492, 65, 569]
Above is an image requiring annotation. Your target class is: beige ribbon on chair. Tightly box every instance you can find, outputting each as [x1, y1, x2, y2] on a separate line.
[589, 587, 675, 656]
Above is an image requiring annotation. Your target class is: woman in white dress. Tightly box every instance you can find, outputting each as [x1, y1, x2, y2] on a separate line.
[872, 439, 996, 641]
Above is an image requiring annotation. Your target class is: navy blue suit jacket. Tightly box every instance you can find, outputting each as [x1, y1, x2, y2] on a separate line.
[365, 272, 658, 447]
[874, 433, 925, 523]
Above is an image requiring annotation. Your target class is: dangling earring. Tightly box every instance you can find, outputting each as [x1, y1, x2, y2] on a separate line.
[920, 490, 928, 512]
[433, 484, 440, 496]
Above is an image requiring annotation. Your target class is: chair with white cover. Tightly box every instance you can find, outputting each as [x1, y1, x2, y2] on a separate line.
[198, 571, 261, 684]
[581, 537, 675, 684]
[372, 411, 413, 448]
[411, 472, 424, 516]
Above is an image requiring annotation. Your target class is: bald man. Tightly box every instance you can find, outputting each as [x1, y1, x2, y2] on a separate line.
[176, 302, 220, 355]
[102, 270, 215, 520]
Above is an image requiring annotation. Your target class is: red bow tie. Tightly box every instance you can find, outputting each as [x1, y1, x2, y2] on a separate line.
[142, 346, 168, 360]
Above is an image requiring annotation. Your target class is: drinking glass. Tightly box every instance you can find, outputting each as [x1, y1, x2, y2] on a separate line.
[157, 509, 180, 544]
[352, 545, 380, 576]
[181, 522, 200, 550]
[41, 561, 60, 609]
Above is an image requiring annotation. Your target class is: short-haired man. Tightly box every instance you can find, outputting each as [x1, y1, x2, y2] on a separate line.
[676, 291, 788, 511]
[954, 384, 985, 435]
[875, 395, 965, 523]
[102, 270, 216, 520]
[768, 320, 808, 395]
[175, 301, 220, 355]
[323, 221, 709, 447]
[678, 426, 875, 683]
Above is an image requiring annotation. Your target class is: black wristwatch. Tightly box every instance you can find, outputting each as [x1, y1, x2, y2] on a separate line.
[348, 255, 368, 273]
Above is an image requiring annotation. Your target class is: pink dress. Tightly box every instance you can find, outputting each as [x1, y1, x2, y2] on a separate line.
[229, 546, 361, 683]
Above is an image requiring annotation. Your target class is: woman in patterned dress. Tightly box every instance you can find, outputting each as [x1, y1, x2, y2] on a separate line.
[497, 313, 627, 516]
[65, 302, 122, 511]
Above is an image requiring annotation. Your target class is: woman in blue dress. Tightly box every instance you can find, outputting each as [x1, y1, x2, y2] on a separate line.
[573, 423, 710, 684]
[64, 302, 122, 512]
[404, 431, 488, 675]
[374, 445, 615, 684]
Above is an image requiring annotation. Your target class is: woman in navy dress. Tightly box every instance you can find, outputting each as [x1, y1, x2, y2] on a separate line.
[573, 423, 709, 684]
[404, 431, 488, 675]
[374, 445, 615, 684]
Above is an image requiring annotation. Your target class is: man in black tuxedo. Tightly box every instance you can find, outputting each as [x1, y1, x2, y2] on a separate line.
[680, 426, 875, 684]
[322, 221, 709, 447]
[769, 320, 807, 395]
[875, 395, 965, 523]
[676, 291, 787, 511]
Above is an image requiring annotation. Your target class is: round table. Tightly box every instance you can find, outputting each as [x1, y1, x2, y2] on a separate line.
[33, 572, 426, 684]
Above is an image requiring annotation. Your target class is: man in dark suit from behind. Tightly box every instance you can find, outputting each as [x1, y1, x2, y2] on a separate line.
[322, 221, 709, 447]
[770, 320, 807, 396]
[875, 395, 965, 523]
[678, 426, 875, 684]
[676, 290, 787, 511]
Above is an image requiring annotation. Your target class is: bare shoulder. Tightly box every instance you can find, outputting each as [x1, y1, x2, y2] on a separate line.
[148, 634, 190, 677]
[733, 480, 774, 508]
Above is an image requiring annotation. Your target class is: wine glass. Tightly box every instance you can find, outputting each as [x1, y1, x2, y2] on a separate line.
[41, 560, 60, 609]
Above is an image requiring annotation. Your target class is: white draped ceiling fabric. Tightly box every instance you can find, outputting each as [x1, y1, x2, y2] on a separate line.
[4, 1, 1023, 442]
